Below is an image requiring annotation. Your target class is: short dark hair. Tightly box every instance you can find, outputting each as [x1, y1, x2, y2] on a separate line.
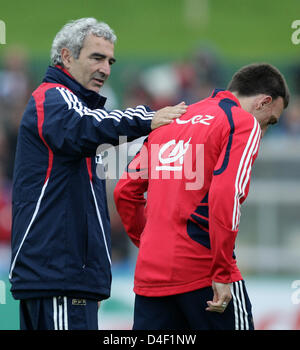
[227, 63, 289, 108]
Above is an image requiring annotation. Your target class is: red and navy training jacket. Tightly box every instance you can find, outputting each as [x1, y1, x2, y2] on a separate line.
[9, 65, 154, 300]
[114, 89, 261, 297]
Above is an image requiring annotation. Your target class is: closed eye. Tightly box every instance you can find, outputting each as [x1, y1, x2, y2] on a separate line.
[89, 53, 116, 65]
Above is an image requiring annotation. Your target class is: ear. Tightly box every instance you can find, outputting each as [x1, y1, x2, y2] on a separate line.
[60, 48, 73, 69]
[256, 95, 272, 110]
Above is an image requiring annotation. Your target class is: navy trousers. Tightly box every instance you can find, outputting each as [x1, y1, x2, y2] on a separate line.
[133, 280, 254, 330]
[20, 296, 98, 330]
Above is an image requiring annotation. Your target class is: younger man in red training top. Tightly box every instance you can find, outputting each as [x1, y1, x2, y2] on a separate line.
[114, 63, 289, 330]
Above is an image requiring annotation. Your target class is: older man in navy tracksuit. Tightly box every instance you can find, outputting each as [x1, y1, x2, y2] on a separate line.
[9, 18, 186, 330]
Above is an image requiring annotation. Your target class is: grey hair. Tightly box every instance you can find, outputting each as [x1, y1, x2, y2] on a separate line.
[50, 17, 117, 66]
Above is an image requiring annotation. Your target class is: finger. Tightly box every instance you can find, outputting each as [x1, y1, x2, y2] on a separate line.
[212, 293, 219, 303]
[205, 301, 226, 313]
[206, 304, 222, 313]
[206, 297, 230, 313]
[175, 101, 188, 107]
[206, 307, 225, 313]
[206, 307, 224, 313]
[166, 110, 187, 117]
[160, 115, 182, 123]
[165, 109, 187, 118]
[168, 104, 188, 112]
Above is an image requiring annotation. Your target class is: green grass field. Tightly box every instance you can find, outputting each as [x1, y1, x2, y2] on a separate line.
[1, 0, 300, 61]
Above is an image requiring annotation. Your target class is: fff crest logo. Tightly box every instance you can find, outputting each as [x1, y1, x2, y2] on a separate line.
[0, 20, 6, 44]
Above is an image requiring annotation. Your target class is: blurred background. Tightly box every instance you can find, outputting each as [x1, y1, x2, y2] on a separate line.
[0, 0, 300, 330]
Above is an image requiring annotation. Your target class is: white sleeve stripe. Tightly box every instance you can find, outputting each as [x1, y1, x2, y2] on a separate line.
[56, 87, 153, 123]
[232, 120, 258, 230]
[234, 130, 261, 227]
[112, 105, 154, 119]
[57, 87, 109, 121]
[70, 90, 105, 122]
[232, 118, 261, 230]
[64, 88, 83, 115]
[136, 105, 155, 118]
[239, 128, 260, 196]
[234, 130, 260, 228]
[121, 110, 152, 120]
[83, 108, 102, 122]
[108, 109, 123, 117]
[109, 110, 131, 120]
[233, 122, 260, 230]
[237, 119, 260, 194]
[233, 120, 261, 230]
[136, 105, 151, 113]
[59, 88, 84, 117]
[58, 88, 72, 110]
[94, 108, 108, 118]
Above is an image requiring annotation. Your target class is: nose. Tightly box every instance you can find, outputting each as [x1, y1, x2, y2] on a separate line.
[98, 60, 111, 78]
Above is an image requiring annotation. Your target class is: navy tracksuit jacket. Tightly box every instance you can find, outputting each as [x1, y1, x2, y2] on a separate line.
[9, 65, 153, 300]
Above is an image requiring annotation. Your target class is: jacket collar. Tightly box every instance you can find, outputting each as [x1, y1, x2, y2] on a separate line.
[210, 89, 241, 107]
[43, 65, 107, 109]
